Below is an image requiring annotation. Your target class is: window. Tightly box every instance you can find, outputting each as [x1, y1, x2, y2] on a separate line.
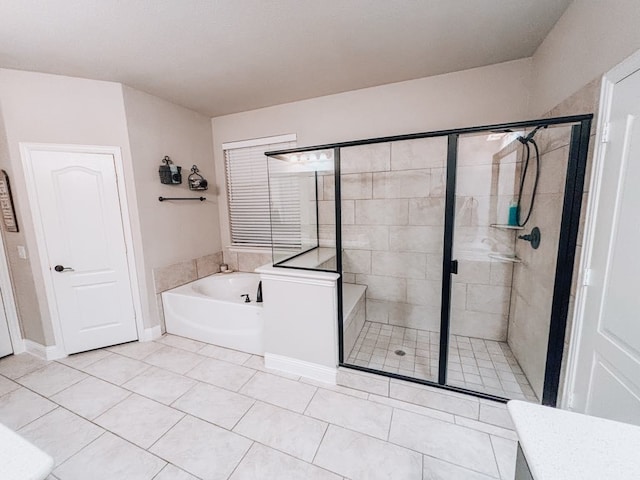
[223, 134, 297, 247]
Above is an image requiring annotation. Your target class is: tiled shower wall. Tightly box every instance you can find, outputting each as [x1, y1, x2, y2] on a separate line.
[317, 137, 521, 342]
[508, 79, 601, 400]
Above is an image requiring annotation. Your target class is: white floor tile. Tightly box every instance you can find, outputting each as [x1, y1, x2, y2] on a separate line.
[187, 357, 256, 391]
[3, 337, 527, 480]
[0, 353, 49, 379]
[239, 371, 316, 413]
[234, 401, 327, 462]
[0, 387, 56, 429]
[155, 334, 207, 353]
[150, 415, 251, 480]
[229, 443, 341, 480]
[94, 394, 184, 449]
[0, 374, 20, 396]
[454, 414, 517, 441]
[423, 455, 496, 480]
[199, 344, 252, 365]
[153, 464, 199, 480]
[57, 350, 112, 370]
[313, 425, 422, 480]
[50, 377, 130, 420]
[143, 346, 205, 375]
[172, 382, 254, 429]
[107, 341, 164, 360]
[83, 354, 150, 385]
[336, 369, 389, 396]
[17, 363, 87, 397]
[389, 381, 479, 418]
[122, 366, 197, 405]
[300, 377, 369, 400]
[479, 402, 514, 429]
[490, 435, 517, 479]
[389, 409, 499, 477]
[18, 407, 103, 466]
[54, 432, 165, 480]
[305, 388, 392, 440]
[367, 393, 455, 423]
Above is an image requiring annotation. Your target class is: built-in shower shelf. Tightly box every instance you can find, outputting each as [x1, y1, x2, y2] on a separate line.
[490, 224, 525, 230]
[488, 253, 522, 263]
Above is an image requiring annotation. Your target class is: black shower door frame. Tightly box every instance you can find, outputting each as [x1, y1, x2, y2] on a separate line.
[267, 114, 592, 406]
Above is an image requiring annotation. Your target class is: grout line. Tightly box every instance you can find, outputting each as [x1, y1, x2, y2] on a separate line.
[229, 398, 257, 432]
[386, 408, 394, 441]
[51, 430, 108, 474]
[224, 440, 255, 480]
[145, 410, 187, 452]
[310, 422, 330, 464]
[488, 434, 504, 480]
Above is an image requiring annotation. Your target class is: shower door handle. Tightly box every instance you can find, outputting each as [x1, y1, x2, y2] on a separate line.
[451, 260, 458, 275]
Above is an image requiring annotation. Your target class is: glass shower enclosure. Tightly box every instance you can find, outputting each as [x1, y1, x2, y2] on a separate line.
[265, 114, 592, 406]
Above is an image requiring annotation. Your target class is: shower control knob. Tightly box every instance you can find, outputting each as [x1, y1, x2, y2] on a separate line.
[518, 227, 541, 249]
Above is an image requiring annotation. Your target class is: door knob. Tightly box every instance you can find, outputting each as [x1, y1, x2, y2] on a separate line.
[54, 265, 74, 272]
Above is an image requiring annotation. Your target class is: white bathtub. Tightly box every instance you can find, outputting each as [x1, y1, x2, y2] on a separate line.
[162, 272, 263, 355]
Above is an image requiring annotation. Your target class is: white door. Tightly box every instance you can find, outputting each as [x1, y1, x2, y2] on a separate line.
[0, 291, 13, 358]
[30, 150, 137, 354]
[571, 64, 640, 425]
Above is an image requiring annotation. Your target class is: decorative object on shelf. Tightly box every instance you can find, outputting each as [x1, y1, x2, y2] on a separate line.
[508, 199, 519, 226]
[0, 170, 18, 232]
[188, 165, 208, 191]
[518, 226, 541, 249]
[158, 196, 206, 202]
[158, 156, 182, 185]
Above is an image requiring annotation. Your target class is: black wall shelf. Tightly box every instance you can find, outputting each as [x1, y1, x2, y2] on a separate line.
[158, 196, 206, 202]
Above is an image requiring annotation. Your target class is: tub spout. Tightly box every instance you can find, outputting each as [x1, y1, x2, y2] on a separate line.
[257, 281, 263, 303]
[240, 294, 250, 303]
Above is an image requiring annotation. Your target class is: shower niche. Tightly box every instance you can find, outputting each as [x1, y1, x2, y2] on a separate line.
[265, 115, 592, 406]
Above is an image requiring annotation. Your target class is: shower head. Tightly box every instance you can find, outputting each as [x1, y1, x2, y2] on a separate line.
[517, 125, 547, 144]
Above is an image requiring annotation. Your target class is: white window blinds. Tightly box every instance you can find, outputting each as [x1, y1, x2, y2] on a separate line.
[224, 138, 297, 247]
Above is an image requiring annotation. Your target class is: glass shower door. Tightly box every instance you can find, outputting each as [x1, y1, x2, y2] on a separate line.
[339, 137, 448, 383]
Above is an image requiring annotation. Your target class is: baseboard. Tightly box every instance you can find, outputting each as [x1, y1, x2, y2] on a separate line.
[24, 339, 66, 360]
[139, 325, 162, 342]
[264, 353, 337, 384]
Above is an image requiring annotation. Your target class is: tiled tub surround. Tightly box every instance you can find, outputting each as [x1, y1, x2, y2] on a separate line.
[222, 248, 272, 273]
[152, 252, 224, 331]
[0, 335, 519, 480]
[347, 321, 538, 402]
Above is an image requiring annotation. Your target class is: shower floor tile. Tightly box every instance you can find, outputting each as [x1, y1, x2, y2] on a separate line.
[346, 321, 538, 402]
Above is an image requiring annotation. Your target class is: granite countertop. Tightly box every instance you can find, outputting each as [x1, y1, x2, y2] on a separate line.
[508, 400, 640, 480]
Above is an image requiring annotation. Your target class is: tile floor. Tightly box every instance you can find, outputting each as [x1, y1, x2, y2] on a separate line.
[346, 321, 538, 402]
[0, 334, 519, 479]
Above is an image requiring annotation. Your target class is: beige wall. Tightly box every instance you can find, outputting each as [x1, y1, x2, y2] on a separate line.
[0, 68, 146, 345]
[122, 86, 221, 328]
[0, 69, 219, 348]
[212, 58, 533, 249]
[530, 0, 640, 116]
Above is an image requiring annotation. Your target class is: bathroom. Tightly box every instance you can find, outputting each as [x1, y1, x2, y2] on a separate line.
[0, 2, 639, 479]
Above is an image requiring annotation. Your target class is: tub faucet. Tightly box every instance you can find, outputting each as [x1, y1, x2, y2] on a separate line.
[240, 294, 250, 303]
[256, 281, 263, 303]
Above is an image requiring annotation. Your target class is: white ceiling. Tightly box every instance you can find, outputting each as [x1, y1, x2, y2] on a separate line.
[0, 1, 571, 117]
